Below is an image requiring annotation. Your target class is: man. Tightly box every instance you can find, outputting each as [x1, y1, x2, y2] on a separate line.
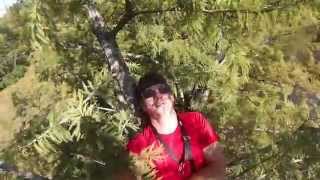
[127, 72, 225, 180]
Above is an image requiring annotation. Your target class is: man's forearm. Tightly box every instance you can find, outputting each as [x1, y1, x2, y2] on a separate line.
[190, 142, 226, 180]
[189, 161, 225, 180]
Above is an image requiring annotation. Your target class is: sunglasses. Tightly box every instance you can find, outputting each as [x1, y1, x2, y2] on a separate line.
[141, 84, 171, 99]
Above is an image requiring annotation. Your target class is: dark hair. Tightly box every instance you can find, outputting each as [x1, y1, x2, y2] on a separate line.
[135, 72, 173, 126]
[136, 72, 170, 103]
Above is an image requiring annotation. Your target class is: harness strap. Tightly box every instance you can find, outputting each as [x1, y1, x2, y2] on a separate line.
[179, 120, 196, 172]
[151, 119, 196, 173]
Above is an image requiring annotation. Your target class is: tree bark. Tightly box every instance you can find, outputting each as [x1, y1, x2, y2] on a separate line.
[86, 3, 138, 113]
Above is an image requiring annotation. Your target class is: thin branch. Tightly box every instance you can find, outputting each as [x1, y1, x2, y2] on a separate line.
[71, 153, 106, 166]
[123, 52, 144, 60]
[112, 6, 178, 34]
[112, 0, 135, 35]
[232, 153, 280, 178]
[97, 107, 116, 112]
[111, 0, 305, 36]
[203, 0, 306, 15]
[131, 1, 302, 17]
[228, 114, 312, 178]
[133, 7, 177, 16]
[202, 7, 279, 15]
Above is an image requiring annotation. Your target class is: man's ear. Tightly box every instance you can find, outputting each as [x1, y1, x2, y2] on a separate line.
[140, 101, 146, 112]
[172, 94, 176, 104]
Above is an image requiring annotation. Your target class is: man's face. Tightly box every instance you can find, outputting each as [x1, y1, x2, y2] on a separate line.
[141, 84, 175, 118]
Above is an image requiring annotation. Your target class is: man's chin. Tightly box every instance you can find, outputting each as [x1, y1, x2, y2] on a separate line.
[156, 106, 172, 114]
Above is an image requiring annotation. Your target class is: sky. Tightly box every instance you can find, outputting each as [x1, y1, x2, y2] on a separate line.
[0, 0, 17, 17]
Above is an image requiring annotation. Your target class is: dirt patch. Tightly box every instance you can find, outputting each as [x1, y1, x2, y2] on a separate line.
[0, 90, 16, 147]
[0, 66, 36, 149]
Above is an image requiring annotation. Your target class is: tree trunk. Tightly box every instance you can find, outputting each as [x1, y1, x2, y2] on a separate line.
[86, 3, 138, 113]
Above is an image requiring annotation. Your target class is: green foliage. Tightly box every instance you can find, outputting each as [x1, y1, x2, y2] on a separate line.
[3, 64, 139, 179]
[130, 143, 165, 180]
[0, 1, 32, 89]
[0, 65, 27, 90]
[1, 0, 320, 179]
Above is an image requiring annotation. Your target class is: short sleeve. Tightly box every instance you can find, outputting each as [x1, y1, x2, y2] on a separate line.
[127, 136, 146, 154]
[127, 126, 155, 155]
[196, 112, 220, 149]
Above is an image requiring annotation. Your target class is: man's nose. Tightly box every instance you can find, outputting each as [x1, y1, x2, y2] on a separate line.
[154, 90, 163, 100]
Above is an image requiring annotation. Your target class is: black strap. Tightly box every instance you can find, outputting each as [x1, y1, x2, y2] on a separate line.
[154, 130, 179, 162]
[179, 120, 196, 173]
[151, 119, 195, 172]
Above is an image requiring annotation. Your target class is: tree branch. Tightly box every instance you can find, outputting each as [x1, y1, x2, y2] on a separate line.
[125, 0, 303, 18]
[83, 0, 307, 116]
[85, 2, 138, 113]
[112, 6, 177, 35]
[109, 0, 307, 37]
[112, 0, 135, 35]
[133, 7, 177, 16]
[202, 7, 278, 15]
[202, 0, 306, 15]
[232, 153, 280, 178]
[228, 113, 312, 178]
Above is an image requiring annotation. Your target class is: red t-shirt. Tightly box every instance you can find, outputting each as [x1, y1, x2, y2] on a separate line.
[127, 112, 220, 180]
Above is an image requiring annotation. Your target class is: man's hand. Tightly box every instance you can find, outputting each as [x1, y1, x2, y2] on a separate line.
[189, 142, 226, 180]
[203, 142, 225, 164]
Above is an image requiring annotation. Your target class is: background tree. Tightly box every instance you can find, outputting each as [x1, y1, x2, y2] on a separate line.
[0, 0, 320, 179]
[0, 2, 31, 90]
